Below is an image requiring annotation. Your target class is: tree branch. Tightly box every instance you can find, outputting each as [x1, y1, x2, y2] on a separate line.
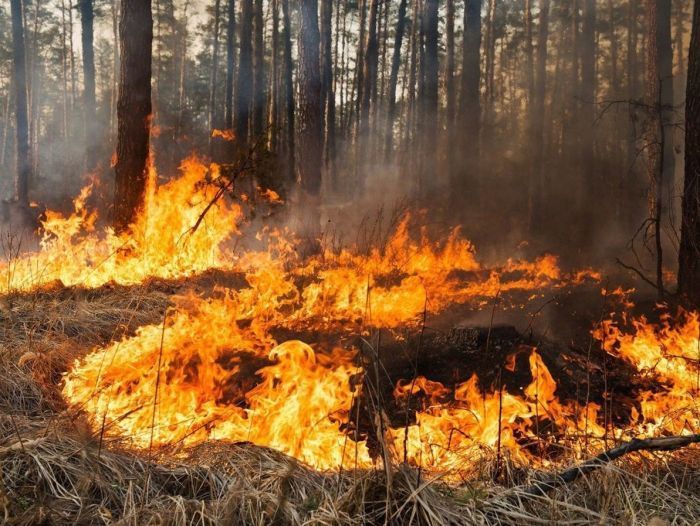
[520, 434, 700, 497]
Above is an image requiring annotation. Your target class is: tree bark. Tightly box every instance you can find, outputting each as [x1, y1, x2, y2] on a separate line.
[298, 0, 323, 230]
[79, 0, 97, 171]
[270, 0, 280, 153]
[224, 0, 237, 131]
[208, 0, 222, 139]
[580, 0, 596, 161]
[452, 0, 482, 199]
[281, 0, 295, 186]
[236, 0, 254, 152]
[10, 0, 31, 206]
[528, 0, 550, 232]
[421, 0, 439, 195]
[252, 0, 266, 139]
[320, 0, 335, 171]
[361, 0, 379, 135]
[114, 0, 153, 233]
[678, 0, 700, 304]
[445, 0, 456, 130]
[384, 0, 408, 160]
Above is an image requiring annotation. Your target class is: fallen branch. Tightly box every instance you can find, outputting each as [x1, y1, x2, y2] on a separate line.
[520, 434, 700, 497]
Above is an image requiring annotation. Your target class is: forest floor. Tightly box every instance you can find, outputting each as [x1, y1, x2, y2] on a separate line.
[0, 275, 698, 525]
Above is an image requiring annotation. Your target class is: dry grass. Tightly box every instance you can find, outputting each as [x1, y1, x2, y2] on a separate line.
[0, 280, 698, 525]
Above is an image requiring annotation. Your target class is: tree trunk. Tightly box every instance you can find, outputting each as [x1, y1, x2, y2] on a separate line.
[452, 0, 482, 200]
[61, 0, 69, 138]
[79, 0, 98, 171]
[678, 0, 700, 305]
[208, 0, 222, 139]
[483, 0, 497, 139]
[421, 0, 439, 195]
[176, 0, 189, 137]
[657, 0, 675, 196]
[361, 0, 379, 135]
[298, 0, 323, 230]
[225, 0, 236, 131]
[528, 0, 550, 232]
[114, 0, 153, 233]
[384, 0, 408, 160]
[320, 0, 335, 171]
[580, 0, 596, 161]
[445, 0, 456, 130]
[10, 0, 30, 206]
[252, 0, 266, 139]
[281, 0, 295, 186]
[236, 0, 253, 151]
[111, 0, 120, 143]
[270, 0, 279, 153]
[645, 0, 666, 299]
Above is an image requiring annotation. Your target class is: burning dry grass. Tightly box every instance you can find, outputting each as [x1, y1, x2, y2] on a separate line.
[0, 281, 697, 525]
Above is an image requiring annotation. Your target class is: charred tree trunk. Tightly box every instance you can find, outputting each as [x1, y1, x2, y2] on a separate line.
[10, 0, 30, 206]
[677, 0, 700, 304]
[236, 0, 254, 152]
[79, 0, 97, 171]
[384, 0, 408, 160]
[114, 0, 153, 233]
[224, 0, 236, 131]
[298, 0, 323, 231]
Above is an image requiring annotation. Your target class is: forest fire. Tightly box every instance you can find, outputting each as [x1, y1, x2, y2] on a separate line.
[6, 159, 681, 476]
[2, 0, 700, 520]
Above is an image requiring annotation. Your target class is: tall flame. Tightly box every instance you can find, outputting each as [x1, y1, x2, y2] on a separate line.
[1, 158, 241, 291]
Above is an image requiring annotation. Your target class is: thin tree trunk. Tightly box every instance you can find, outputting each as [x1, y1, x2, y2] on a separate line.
[252, 0, 266, 139]
[209, 0, 222, 139]
[114, 0, 153, 233]
[445, 0, 456, 129]
[484, 0, 497, 138]
[10, 0, 30, 206]
[421, 0, 439, 195]
[529, 0, 550, 231]
[281, 0, 295, 186]
[225, 0, 237, 131]
[176, 0, 189, 137]
[269, 0, 279, 153]
[320, 0, 335, 172]
[61, 0, 69, 138]
[581, 0, 596, 162]
[79, 0, 98, 170]
[0, 87, 11, 168]
[236, 0, 254, 151]
[111, 0, 120, 143]
[384, 0, 408, 160]
[645, 0, 666, 299]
